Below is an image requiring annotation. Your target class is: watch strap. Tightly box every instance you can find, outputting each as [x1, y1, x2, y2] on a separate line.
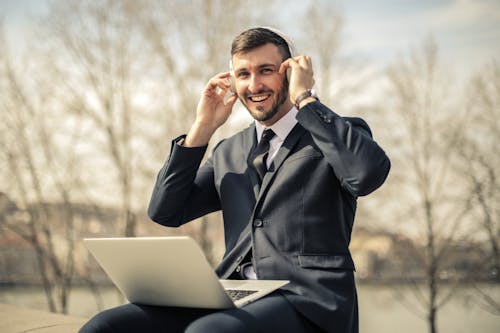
[294, 89, 318, 109]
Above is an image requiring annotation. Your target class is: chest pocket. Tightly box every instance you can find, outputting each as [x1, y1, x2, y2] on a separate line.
[282, 146, 322, 165]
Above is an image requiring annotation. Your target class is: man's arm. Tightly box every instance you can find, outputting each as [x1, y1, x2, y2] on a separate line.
[281, 56, 390, 197]
[147, 137, 221, 226]
[296, 101, 391, 197]
[148, 72, 238, 226]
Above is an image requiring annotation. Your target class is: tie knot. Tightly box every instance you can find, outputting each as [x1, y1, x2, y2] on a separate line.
[260, 129, 275, 143]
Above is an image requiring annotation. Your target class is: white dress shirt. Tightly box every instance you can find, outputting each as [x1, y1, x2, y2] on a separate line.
[254, 106, 299, 168]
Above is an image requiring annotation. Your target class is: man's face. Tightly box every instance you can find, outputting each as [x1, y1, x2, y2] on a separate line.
[232, 43, 292, 126]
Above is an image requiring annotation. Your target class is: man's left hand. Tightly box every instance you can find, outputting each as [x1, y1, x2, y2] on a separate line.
[280, 56, 315, 106]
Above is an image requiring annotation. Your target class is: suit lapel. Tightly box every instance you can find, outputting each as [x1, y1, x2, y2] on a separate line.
[242, 124, 262, 198]
[257, 123, 306, 202]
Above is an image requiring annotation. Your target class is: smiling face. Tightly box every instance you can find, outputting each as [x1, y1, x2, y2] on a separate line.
[232, 43, 293, 126]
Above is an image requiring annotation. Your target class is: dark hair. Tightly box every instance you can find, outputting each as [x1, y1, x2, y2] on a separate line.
[231, 27, 292, 60]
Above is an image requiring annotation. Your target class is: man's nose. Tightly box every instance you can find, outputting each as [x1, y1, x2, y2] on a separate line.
[248, 74, 264, 92]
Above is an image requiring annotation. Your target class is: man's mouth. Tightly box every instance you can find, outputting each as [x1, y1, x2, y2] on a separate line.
[248, 93, 272, 103]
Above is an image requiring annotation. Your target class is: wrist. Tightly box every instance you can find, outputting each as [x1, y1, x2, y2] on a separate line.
[184, 121, 216, 147]
[297, 96, 317, 109]
[294, 89, 319, 109]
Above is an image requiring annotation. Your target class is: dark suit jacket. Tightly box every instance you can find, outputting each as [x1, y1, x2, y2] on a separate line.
[148, 101, 390, 333]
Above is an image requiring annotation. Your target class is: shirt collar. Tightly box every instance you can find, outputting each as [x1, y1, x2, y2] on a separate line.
[255, 106, 298, 142]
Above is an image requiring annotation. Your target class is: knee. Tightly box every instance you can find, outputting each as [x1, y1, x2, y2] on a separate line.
[184, 318, 215, 333]
[184, 312, 252, 333]
[78, 311, 114, 333]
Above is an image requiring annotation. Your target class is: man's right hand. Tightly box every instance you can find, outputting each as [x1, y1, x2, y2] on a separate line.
[184, 72, 238, 147]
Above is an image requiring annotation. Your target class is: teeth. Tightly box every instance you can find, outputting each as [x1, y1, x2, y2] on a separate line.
[250, 94, 270, 102]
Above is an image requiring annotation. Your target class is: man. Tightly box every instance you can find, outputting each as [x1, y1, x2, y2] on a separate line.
[80, 27, 390, 333]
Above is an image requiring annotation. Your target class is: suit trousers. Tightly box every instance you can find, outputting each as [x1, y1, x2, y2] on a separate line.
[78, 292, 322, 333]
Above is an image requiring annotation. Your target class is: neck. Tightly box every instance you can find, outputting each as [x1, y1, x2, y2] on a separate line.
[259, 99, 294, 127]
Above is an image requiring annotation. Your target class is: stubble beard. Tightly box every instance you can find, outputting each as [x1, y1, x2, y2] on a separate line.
[241, 80, 289, 123]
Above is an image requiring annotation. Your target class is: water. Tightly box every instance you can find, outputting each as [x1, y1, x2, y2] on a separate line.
[0, 284, 498, 332]
[357, 284, 499, 333]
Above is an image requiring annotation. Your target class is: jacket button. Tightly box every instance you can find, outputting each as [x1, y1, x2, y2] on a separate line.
[253, 219, 263, 227]
[235, 265, 241, 272]
[316, 109, 327, 117]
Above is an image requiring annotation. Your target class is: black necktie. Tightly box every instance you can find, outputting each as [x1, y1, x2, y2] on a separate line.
[251, 129, 276, 182]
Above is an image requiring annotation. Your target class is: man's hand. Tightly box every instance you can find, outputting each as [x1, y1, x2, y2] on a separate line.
[184, 72, 238, 147]
[280, 56, 316, 108]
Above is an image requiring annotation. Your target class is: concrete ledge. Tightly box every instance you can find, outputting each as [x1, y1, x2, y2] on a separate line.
[0, 303, 87, 333]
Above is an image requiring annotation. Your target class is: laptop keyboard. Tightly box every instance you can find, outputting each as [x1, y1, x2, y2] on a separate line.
[226, 289, 258, 301]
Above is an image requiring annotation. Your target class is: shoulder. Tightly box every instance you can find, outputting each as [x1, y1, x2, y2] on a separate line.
[211, 123, 255, 154]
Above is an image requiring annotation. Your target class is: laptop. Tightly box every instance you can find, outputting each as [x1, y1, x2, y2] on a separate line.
[83, 236, 289, 309]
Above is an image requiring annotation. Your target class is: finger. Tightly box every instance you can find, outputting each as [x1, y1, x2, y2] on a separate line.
[297, 55, 312, 68]
[208, 72, 231, 86]
[208, 76, 232, 92]
[307, 56, 312, 68]
[216, 71, 231, 79]
[279, 57, 299, 74]
[224, 92, 238, 107]
[279, 59, 291, 75]
[216, 82, 233, 97]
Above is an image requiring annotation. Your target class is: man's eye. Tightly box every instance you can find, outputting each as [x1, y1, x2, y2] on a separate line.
[262, 68, 274, 74]
[237, 72, 249, 78]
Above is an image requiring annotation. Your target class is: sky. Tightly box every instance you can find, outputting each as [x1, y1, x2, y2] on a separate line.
[1, 0, 499, 79]
[338, 0, 500, 77]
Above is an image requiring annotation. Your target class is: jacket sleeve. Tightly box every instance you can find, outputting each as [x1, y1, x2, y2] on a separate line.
[147, 136, 221, 227]
[296, 101, 390, 197]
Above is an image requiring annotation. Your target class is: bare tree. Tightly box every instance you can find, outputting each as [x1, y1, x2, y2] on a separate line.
[0, 26, 90, 313]
[458, 60, 500, 314]
[38, 0, 155, 237]
[384, 37, 470, 333]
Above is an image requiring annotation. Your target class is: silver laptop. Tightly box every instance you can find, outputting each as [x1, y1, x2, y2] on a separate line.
[83, 236, 289, 309]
